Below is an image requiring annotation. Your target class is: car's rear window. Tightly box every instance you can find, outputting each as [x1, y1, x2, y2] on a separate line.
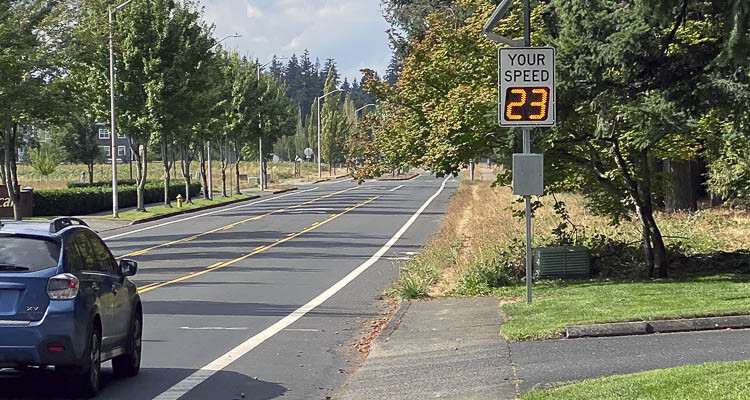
[0, 235, 61, 272]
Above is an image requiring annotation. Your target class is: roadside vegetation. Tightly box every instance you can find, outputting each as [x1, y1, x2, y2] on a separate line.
[15, 161, 326, 191]
[521, 360, 750, 400]
[393, 170, 750, 339]
[1, 0, 372, 221]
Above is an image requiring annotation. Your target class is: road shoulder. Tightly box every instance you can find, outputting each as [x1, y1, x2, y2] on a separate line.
[337, 297, 516, 400]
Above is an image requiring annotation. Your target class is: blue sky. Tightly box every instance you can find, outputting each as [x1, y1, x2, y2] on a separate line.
[202, 0, 393, 83]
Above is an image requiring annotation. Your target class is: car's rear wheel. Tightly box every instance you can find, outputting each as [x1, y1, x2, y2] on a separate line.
[112, 311, 142, 378]
[70, 325, 102, 398]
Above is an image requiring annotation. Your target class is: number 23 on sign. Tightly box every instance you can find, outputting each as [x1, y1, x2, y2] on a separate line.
[504, 87, 549, 121]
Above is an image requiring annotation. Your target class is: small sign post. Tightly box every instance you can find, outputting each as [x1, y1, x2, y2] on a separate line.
[485, 0, 556, 304]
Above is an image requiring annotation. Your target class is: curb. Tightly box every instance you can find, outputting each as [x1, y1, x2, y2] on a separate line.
[128, 194, 262, 225]
[379, 301, 411, 342]
[566, 315, 750, 339]
[377, 173, 420, 181]
[312, 174, 350, 184]
[271, 187, 297, 195]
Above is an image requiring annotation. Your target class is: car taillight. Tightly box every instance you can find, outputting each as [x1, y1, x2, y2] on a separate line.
[47, 273, 79, 300]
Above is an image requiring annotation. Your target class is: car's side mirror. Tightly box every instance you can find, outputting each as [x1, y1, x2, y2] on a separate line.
[119, 259, 138, 276]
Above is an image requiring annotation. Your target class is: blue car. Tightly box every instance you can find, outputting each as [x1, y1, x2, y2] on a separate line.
[0, 218, 142, 397]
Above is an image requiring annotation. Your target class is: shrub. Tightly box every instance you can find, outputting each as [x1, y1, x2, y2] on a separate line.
[452, 241, 524, 296]
[395, 258, 439, 299]
[67, 180, 138, 188]
[34, 181, 200, 216]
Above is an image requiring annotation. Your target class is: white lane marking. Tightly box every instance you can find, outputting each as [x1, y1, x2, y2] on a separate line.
[180, 327, 249, 331]
[284, 328, 319, 332]
[153, 175, 451, 400]
[389, 185, 404, 192]
[102, 188, 319, 241]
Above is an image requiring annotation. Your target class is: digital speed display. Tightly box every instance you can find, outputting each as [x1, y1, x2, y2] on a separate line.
[503, 87, 550, 122]
[498, 47, 555, 127]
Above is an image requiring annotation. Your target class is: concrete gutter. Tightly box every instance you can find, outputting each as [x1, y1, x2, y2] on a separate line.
[379, 301, 410, 341]
[566, 315, 750, 339]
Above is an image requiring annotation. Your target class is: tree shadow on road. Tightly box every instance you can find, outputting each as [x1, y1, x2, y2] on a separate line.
[0, 366, 286, 400]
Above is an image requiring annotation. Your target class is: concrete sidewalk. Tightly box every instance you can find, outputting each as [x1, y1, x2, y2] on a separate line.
[338, 296, 750, 399]
[337, 297, 517, 400]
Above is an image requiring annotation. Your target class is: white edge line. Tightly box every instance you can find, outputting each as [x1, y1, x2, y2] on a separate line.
[389, 185, 405, 192]
[102, 187, 319, 241]
[153, 175, 451, 400]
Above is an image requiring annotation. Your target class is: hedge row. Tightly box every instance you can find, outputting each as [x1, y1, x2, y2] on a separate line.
[35, 181, 201, 216]
[68, 179, 138, 188]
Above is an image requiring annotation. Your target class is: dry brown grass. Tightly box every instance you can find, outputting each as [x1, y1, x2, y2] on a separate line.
[14, 161, 328, 191]
[408, 164, 750, 298]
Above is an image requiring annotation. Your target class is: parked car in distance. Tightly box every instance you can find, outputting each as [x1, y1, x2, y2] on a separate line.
[0, 217, 142, 397]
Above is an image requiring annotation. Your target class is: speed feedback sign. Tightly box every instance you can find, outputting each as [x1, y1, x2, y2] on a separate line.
[498, 47, 556, 127]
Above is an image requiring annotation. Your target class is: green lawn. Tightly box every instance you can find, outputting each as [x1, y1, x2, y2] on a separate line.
[499, 275, 750, 341]
[521, 361, 750, 400]
[97, 194, 250, 222]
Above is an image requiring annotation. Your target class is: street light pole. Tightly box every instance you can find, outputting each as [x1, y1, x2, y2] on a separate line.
[317, 88, 344, 178]
[257, 62, 263, 191]
[355, 103, 375, 114]
[108, 0, 134, 219]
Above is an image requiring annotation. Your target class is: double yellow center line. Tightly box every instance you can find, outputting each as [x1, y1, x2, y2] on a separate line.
[117, 186, 359, 260]
[137, 195, 380, 294]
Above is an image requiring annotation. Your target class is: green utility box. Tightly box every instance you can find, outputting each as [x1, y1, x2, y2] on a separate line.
[534, 246, 590, 279]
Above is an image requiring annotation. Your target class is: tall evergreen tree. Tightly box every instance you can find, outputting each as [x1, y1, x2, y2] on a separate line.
[293, 107, 309, 159]
[320, 67, 348, 173]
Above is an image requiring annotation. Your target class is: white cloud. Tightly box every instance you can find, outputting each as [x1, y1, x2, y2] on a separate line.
[203, 0, 392, 81]
[245, 3, 263, 19]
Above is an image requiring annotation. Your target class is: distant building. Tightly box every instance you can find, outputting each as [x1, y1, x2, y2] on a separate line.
[94, 123, 133, 164]
[17, 125, 50, 162]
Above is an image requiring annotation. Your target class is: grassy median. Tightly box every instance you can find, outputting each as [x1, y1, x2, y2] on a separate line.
[521, 361, 750, 399]
[98, 194, 250, 221]
[392, 167, 750, 340]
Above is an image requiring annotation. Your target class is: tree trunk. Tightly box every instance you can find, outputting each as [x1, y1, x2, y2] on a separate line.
[162, 141, 171, 207]
[637, 150, 668, 278]
[636, 204, 655, 278]
[135, 143, 147, 212]
[664, 160, 698, 212]
[262, 160, 268, 189]
[221, 159, 227, 197]
[88, 163, 94, 186]
[181, 145, 192, 204]
[234, 142, 242, 195]
[199, 142, 209, 200]
[234, 161, 241, 196]
[2, 121, 22, 220]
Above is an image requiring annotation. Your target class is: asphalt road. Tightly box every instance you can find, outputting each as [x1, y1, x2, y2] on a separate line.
[511, 328, 750, 392]
[0, 174, 458, 399]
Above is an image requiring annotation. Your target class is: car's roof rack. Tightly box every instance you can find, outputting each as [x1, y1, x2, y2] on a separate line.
[50, 217, 89, 233]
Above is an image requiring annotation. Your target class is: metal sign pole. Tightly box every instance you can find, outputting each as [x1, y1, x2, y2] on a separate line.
[523, 0, 533, 305]
[487, 0, 548, 305]
[524, 128, 532, 304]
